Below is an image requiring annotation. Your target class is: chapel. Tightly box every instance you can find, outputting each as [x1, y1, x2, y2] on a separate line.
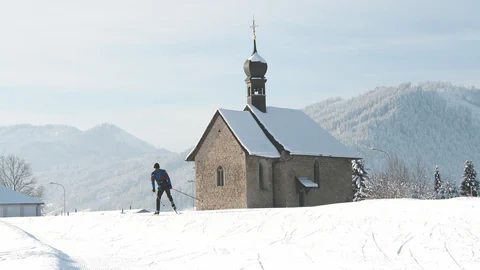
[186, 21, 360, 210]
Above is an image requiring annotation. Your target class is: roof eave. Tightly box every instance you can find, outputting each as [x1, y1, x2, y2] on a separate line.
[0, 202, 44, 205]
[289, 152, 362, 159]
[185, 109, 254, 161]
[217, 110, 260, 157]
[185, 110, 221, 162]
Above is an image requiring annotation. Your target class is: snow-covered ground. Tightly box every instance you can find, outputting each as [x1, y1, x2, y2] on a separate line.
[1, 198, 480, 270]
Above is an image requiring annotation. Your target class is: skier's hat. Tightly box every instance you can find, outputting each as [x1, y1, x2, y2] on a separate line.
[154, 163, 160, 169]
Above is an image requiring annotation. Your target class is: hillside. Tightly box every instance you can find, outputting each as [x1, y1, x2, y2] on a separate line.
[3, 81, 480, 212]
[0, 123, 163, 171]
[304, 82, 480, 181]
[0, 124, 194, 213]
[2, 198, 480, 269]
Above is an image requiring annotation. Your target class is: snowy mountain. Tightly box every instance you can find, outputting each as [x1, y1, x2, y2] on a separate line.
[304, 82, 480, 181]
[2, 198, 480, 269]
[0, 123, 163, 171]
[0, 124, 194, 213]
[3, 81, 480, 212]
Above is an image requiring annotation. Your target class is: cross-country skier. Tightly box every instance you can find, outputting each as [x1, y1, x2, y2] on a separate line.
[151, 163, 176, 214]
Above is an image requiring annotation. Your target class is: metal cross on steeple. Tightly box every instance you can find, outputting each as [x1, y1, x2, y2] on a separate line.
[250, 15, 259, 53]
[250, 15, 258, 38]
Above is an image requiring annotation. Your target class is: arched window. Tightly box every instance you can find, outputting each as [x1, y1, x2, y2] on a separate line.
[259, 162, 265, 190]
[216, 166, 224, 187]
[248, 87, 251, 96]
[314, 160, 320, 186]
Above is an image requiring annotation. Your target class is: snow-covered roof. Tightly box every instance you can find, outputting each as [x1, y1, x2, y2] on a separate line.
[218, 109, 280, 158]
[296, 177, 318, 188]
[0, 186, 44, 205]
[247, 52, 266, 63]
[186, 109, 280, 160]
[246, 105, 360, 158]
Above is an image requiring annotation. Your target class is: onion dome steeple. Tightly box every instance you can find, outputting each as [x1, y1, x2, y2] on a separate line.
[244, 17, 268, 113]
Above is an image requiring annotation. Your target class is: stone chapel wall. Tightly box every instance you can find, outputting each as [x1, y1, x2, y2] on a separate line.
[245, 156, 274, 208]
[194, 115, 247, 210]
[273, 155, 353, 207]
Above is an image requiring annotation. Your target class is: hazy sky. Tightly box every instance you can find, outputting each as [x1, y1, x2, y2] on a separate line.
[1, 0, 479, 152]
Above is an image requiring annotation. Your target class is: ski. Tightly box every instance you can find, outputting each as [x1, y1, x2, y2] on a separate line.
[152, 212, 179, 215]
[152, 209, 179, 215]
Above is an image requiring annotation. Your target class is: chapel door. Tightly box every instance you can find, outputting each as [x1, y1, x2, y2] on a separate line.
[299, 190, 306, 207]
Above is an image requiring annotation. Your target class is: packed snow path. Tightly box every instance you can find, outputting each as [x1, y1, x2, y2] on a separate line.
[0, 219, 82, 269]
[1, 198, 480, 269]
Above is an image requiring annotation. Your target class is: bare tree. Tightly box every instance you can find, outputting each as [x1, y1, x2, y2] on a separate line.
[368, 157, 435, 200]
[369, 156, 412, 199]
[410, 162, 435, 199]
[0, 154, 44, 199]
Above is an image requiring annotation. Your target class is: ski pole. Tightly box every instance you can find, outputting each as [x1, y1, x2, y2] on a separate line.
[171, 188, 202, 202]
[155, 193, 165, 206]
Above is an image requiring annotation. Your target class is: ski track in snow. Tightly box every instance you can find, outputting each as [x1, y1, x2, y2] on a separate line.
[257, 253, 265, 270]
[397, 235, 414, 255]
[409, 248, 424, 270]
[371, 232, 388, 259]
[361, 239, 367, 261]
[444, 242, 464, 270]
[2, 198, 480, 269]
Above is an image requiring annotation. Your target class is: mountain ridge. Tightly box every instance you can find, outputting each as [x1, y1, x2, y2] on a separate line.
[0, 123, 193, 213]
[2, 81, 479, 212]
[304, 81, 480, 180]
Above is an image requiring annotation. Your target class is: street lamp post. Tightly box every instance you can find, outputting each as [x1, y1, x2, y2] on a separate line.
[370, 147, 391, 160]
[187, 180, 195, 210]
[49, 182, 66, 216]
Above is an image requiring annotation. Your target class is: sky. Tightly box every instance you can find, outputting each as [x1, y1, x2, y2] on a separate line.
[1, 0, 479, 152]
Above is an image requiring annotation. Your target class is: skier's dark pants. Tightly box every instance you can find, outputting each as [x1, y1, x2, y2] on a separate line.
[156, 185, 174, 212]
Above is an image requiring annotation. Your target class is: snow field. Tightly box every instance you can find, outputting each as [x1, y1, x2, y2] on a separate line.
[1, 198, 480, 269]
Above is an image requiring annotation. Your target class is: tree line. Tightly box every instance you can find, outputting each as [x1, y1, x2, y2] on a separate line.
[352, 158, 478, 201]
[3, 152, 478, 204]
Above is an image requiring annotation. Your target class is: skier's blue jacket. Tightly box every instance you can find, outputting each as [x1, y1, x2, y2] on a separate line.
[151, 169, 171, 189]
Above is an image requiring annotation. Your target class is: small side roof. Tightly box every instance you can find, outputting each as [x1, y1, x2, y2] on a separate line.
[0, 186, 44, 205]
[186, 108, 280, 161]
[296, 177, 319, 188]
[246, 104, 360, 158]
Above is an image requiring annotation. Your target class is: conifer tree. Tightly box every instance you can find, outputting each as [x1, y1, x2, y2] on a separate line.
[352, 160, 369, 202]
[449, 182, 459, 198]
[443, 180, 457, 198]
[434, 166, 444, 199]
[460, 160, 478, 197]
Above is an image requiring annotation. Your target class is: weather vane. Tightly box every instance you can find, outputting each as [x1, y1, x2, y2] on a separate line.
[250, 15, 258, 40]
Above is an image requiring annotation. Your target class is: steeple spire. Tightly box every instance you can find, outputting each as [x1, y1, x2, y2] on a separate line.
[244, 16, 268, 113]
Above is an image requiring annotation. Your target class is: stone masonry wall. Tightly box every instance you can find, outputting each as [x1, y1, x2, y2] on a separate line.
[245, 156, 274, 208]
[304, 156, 353, 206]
[194, 115, 247, 210]
[274, 155, 353, 207]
